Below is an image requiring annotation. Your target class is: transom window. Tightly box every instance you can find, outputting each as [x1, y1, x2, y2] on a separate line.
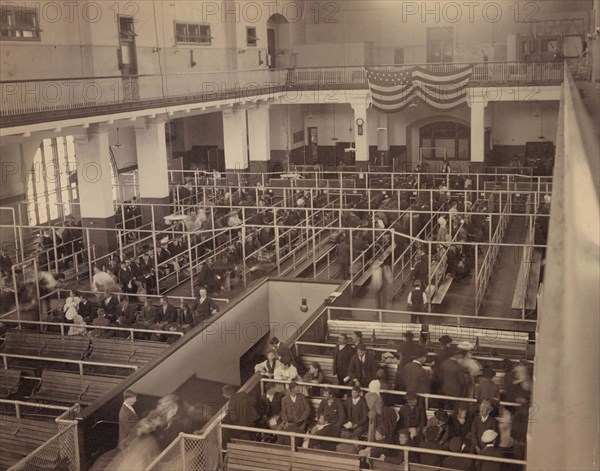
[0, 6, 40, 40]
[419, 122, 470, 160]
[175, 22, 212, 45]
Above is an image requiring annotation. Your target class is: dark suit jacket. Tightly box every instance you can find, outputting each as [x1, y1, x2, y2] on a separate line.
[260, 392, 283, 418]
[478, 446, 503, 471]
[158, 303, 178, 324]
[116, 303, 138, 325]
[403, 361, 431, 394]
[347, 351, 377, 387]
[344, 397, 368, 428]
[118, 404, 139, 444]
[193, 296, 219, 322]
[78, 300, 96, 322]
[317, 397, 346, 428]
[227, 392, 261, 427]
[103, 296, 120, 320]
[332, 344, 354, 378]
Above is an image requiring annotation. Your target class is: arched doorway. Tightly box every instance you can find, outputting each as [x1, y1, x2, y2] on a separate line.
[267, 13, 289, 69]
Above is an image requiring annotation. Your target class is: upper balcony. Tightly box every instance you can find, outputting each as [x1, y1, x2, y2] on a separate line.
[0, 61, 565, 129]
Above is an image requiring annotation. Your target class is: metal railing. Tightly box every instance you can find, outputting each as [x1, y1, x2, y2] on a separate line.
[0, 62, 563, 121]
[7, 404, 80, 471]
[219, 423, 526, 471]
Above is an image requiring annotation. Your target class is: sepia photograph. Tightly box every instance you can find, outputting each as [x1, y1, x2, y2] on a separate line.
[0, 1, 598, 470]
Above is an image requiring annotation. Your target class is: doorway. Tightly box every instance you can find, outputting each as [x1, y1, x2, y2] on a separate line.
[118, 16, 138, 100]
[267, 28, 276, 69]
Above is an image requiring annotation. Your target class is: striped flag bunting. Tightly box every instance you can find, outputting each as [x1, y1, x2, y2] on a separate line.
[365, 65, 473, 113]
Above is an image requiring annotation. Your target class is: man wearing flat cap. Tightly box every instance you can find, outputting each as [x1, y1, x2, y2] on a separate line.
[479, 429, 503, 471]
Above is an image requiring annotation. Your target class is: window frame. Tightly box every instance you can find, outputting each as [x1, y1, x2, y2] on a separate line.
[174, 21, 212, 46]
[0, 6, 41, 41]
[419, 122, 470, 161]
[246, 26, 258, 47]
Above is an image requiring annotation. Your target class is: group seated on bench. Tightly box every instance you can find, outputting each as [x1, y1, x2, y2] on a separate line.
[0, 415, 59, 470]
[222, 379, 528, 471]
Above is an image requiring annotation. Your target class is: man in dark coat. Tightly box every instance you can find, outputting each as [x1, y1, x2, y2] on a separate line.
[403, 346, 431, 394]
[342, 386, 369, 439]
[346, 344, 377, 387]
[440, 348, 467, 398]
[259, 382, 284, 429]
[317, 388, 346, 435]
[118, 390, 139, 446]
[332, 334, 354, 385]
[269, 337, 297, 367]
[478, 429, 503, 471]
[158, 295, 178, 324]
[336, 235, 351, 279]
[431, 335, 454, 393]
[222, 384, 261, 444]
[193, 287, 219, 324]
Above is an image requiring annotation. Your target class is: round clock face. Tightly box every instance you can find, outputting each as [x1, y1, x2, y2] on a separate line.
[356, 118, 364, 126]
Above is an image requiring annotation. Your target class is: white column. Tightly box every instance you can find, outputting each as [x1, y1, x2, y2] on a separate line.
[351, 102, 370, 168]
[74, 124, 114, 219]
[73, 123, 117, 255]
[247, 103, 271, 170]
[470, 100, 487, 163]
[377, 112, 389, 151]
[134, 119, 169, 199]
[222, 108, 249, 170]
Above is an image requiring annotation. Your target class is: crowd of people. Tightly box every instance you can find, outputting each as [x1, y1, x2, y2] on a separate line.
[221, 332, 532, 470]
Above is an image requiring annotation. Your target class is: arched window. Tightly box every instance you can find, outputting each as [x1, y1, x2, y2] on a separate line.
[419, 122, 470, 160]
[26, 137, 119, 225]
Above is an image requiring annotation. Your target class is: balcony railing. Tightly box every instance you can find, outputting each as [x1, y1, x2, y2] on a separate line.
[0, 61, 564, 125]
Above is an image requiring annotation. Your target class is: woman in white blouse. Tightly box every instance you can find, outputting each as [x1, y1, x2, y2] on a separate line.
[254, 350, 280, 378]
[273, 357, 299, 392]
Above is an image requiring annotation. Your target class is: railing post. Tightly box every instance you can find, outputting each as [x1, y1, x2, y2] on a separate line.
[180, 436, 187, 469]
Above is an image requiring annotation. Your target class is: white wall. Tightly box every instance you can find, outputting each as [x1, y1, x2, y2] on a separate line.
[491, 101, 559, 145]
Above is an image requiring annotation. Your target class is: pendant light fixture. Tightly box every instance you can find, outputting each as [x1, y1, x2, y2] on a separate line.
[113, 128, 123, 149]
[330, 105, 338, 141]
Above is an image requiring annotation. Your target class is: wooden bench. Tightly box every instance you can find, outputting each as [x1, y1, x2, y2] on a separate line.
[0, 369, 22, 398]
[1, 331, 91, 361]
[226, 439, 292, 471]
[353, 246, 394, 288]
[512, 248, 542, 313]
[293, 447, 360, 471]
[328, 319, 422, 341]
[32, 370, 123, 406]
[42, 333, 91, 360]
[427, 324, 530, 353]
[2, 331, 45, 357]
[427, 275, 454, 305]
[328, 319, 530, 353]
[0, 415, 59, 470]
[225, 439, 361, 471]
[89, 337, 169, 365]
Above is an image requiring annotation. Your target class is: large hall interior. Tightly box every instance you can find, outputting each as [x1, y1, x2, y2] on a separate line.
[0, 1, 598, 470]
